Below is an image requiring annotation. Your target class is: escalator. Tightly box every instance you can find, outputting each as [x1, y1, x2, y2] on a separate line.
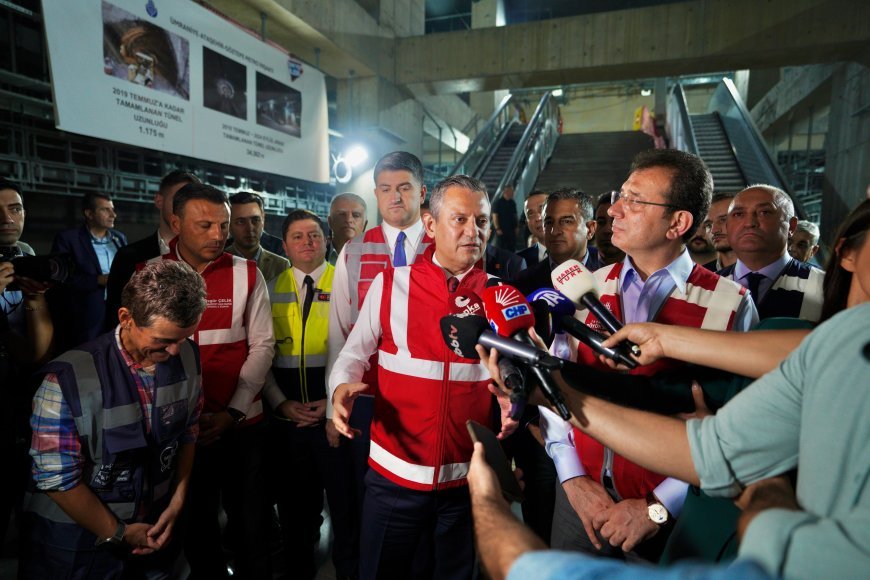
[667, 79, 801, 216]
[450, 93, 559, 205]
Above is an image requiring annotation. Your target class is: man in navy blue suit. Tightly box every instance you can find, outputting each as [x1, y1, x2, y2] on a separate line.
[51, 192, 127, 349]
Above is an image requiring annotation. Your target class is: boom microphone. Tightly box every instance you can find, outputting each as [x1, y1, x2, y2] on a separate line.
[439, 314, 563, 369]
[481, 285, 571, 420]
[529, 288, 637, 369]
[551, 260, 641, 357]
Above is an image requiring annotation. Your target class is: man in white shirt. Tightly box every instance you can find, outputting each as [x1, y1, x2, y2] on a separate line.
[326, 151, 431, 503]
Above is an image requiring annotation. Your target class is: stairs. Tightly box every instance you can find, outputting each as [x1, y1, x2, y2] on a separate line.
[533, 131, 655, 196]
[479, 124, 525, 196]
[690, 113, 747, 193]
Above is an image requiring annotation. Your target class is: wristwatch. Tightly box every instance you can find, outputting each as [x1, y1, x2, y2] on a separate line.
[95, 520, 127, 548]
[646, 492, 670, 526]
[226, 406, 247, 425]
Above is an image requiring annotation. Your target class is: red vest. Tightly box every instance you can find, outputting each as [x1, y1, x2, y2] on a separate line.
[343, 225, 433, 390]
[573, 262, 747, 499]
[149, 246, 262, 423]
[369, 248, 492, 491]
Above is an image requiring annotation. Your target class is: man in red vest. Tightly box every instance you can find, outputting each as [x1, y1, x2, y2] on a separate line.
[330, 175, 516, 580]
[542, 149, 757, 561]
[326, 151, 432, 500]
[158, 183, 275, 579]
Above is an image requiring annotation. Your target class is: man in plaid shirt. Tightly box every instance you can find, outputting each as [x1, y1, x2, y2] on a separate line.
[20, 260, 207, 579]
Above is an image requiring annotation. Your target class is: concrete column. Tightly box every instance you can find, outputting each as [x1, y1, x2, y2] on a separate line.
[746, 68, 781, 110]
[469, 0, 505, 120]
[820, 62, 870, 242]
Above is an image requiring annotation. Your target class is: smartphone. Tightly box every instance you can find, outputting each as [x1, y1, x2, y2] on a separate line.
[466, 420, 524, 503]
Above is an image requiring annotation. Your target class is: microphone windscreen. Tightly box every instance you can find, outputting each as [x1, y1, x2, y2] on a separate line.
[481, 285, 535, 338]
[440, 314, 489, 359]
[449, 290, 485, 318]
[551, 260, 600, 303]
[528, 288, 577, 318]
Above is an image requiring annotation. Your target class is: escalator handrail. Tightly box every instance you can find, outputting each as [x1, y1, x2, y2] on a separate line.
[493, 92, 554, 200]
[714, 78, 795, 198]
[672, 84, 699, 155]
[450, 93, 515, 177]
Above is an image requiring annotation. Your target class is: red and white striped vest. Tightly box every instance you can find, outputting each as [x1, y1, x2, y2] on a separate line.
[150, 245, 262, 423]
[370, 250, 492, 491]
[343, 225, 433, 391]
[572, 262, 747, 499]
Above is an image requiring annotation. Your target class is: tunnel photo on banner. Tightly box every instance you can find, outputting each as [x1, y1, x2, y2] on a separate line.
[42, 0, 329, 183]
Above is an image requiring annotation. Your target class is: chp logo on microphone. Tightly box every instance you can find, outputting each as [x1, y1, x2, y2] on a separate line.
[493, 286, 531, 321]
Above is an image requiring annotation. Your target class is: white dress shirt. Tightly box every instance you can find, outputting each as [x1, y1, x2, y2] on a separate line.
[326, 220, 425, 417]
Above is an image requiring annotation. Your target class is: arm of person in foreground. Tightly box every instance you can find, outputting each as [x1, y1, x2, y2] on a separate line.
[328, 273, 384, 438]
[145, 441, 195, 549]
[600, 324, 808, 379]
[467, 441, 546, 580]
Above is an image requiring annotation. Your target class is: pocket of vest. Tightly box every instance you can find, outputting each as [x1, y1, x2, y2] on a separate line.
[155, 399, 189, 442]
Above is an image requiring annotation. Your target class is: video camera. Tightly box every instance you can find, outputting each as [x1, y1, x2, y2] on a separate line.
[0, 246, 75, 288]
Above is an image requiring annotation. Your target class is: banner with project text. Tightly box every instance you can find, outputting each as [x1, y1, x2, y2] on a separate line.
[42, 0, 329, 183]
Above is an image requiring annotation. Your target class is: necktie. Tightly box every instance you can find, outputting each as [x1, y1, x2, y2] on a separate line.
[393, 231, 407, 267]
[448, 276, 460, 292]
[302, 275, 314, 325]
[745, 272, 765, 306]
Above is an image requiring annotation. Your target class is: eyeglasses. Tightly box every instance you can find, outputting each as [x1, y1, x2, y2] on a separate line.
[611, 190, 679, 212]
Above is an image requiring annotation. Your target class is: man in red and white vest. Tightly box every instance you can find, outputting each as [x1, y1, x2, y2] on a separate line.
[330, 175, 516, 580]
[151, 183, 275, 580]
[542, 149, 758, 562]
[326, 151, 433, 499]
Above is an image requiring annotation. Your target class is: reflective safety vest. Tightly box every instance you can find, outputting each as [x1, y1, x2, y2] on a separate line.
[572, 262, 747, 500]
[268, 265, 333, 403]
[719, 258, 824, 322]
[343, 225, 433, 391]
[148, 242, 263, 422]
[370, 248, 494, 491]
[25, 331, 201, 540]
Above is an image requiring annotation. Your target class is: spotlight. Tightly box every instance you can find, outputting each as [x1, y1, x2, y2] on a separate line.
[551, 88, 564, 98]
[641, 89, 652, 96]
[346, 145, 369, 167]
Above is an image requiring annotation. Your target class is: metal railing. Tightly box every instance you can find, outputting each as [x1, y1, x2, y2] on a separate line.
[493, 92, 559, 204]
[450, 94, 517, 178]
[665, 84, 698, 154]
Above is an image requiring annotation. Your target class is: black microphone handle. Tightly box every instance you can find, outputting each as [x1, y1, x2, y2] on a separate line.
[478, 330, 564, 370]
[558, 315, 638, 369]
[512, 332, 571, 420]
[498, 358, 527, 420]
[578, 293, 642, 357]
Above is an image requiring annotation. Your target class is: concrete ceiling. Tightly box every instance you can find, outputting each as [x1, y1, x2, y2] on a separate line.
[204, 0, 869, 94]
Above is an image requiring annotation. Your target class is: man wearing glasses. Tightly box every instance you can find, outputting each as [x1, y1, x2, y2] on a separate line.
[542, 149, 757, 562]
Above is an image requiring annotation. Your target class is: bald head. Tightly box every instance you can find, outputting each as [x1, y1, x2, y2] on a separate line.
[727, 185, 798, 270]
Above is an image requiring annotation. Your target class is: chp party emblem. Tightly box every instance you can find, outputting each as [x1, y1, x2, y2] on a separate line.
[145, 0, 157, 17]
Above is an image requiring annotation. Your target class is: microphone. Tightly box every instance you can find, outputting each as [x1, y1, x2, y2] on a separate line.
[450, 289, 485, 318]
[551, 260, 641, 357]
[481, 285, 571, 420]
[439, 314, 563, 370]
[498, 358, 527, 420]
[529, 288, 637, 369]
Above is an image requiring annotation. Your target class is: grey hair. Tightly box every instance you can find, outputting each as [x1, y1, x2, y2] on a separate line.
[121, 260, 207, 328]
[796, 220, 820, 245]
[740, 184, 795, 220]
[429, 175, 489, 219]
[330, 192, 367, 213]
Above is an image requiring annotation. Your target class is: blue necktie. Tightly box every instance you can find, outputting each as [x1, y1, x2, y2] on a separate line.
[393, 231, 407, 267]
